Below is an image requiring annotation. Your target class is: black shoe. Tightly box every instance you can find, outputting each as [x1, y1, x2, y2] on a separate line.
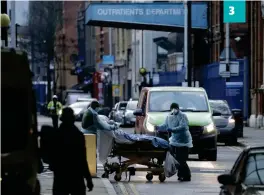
[179, 177, 191, 182]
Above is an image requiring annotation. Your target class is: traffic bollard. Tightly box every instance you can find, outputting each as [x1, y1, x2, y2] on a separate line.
[84, 134, 97, 177]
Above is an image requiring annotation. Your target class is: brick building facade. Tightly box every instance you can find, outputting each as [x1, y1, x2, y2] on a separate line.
[54, 1, 81, 97]
[209, 1, 264, 127]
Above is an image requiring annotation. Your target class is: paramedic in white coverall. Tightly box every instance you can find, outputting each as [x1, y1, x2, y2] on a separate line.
[155, 103, 193, 182]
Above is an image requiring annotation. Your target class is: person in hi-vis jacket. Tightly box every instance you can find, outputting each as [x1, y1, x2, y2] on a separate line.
[47, 95, 62, 129]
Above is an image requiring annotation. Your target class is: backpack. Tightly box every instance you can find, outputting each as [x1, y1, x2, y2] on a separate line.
[39, 125, 58, 165]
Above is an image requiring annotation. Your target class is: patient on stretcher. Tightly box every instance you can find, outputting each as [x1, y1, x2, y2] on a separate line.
[96, 115, 169, 164]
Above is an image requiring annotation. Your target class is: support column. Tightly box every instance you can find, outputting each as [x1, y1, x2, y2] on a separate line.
[249, 2, 257, 127]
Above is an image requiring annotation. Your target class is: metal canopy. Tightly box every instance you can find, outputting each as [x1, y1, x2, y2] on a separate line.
[85, 2, 208, 31]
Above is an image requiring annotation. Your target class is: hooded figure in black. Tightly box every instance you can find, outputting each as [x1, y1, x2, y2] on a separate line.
[52, 107, 93, 195]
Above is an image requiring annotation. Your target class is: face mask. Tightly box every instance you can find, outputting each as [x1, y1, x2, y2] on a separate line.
[171, 108, 179, 115]
[95, 107, 100, 112]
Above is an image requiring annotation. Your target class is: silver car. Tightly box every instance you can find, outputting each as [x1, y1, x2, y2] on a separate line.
[209, 100, 237, 145]
[124, 100, 138, 126]
[112, 101, 127, 125]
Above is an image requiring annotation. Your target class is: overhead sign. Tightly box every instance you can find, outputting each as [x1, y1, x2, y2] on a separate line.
[223, 0, 246, 23]
[102, 55, 115, 65]
[86, 2, 208, 29]
[219, 61, 240, 77]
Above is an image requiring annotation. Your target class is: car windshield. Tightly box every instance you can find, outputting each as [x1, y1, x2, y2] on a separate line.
[126, 101, 138, 110]
[119, 103, 127, 110]
[70, 102, 90, 108]
[149, 91, 209, 112]
[244, 153, 264, 186]
[209, 101, 231, 115]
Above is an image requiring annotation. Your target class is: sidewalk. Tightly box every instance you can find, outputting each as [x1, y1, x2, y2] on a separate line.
[238, 127, 264, 147]
[39, 173, 116, 195]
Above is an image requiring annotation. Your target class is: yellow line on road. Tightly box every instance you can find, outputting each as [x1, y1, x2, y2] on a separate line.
[129, 183, 141, 195]
[118, 182, 129, 195]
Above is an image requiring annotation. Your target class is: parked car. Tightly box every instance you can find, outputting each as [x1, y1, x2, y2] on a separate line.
[109, 103, 118, 120]
[209, 100, 238, 145]
[59, 101, 91, 121]
[112, 101, 128, 125]
[218, 146, 264, 195]
[123, 100, 138, 126]
[134, 87, 218, 161]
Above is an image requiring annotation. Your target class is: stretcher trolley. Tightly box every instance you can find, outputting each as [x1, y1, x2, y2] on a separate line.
[102, 140, 168, 182]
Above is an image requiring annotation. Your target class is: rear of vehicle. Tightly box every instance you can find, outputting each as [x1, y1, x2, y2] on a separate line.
[124, 100, 138, 126]
[209, 100, 237, 145]
[113, 101, 127, 124]
[2, 49, 40, 195]
[135, 87, 218, 161]
[68, 101, 91, 121]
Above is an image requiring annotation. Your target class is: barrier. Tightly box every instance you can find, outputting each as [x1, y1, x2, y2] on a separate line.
[84, 134, 97, 177]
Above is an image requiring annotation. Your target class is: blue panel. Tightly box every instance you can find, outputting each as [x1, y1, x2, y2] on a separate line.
[201, 59, 248, 111]
[86, 2, 208, 29]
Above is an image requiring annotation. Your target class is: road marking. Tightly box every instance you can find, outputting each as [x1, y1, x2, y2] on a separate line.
[126, 161, 214, 169]
[228, 146, 242, 152]
[128, 183, 140, 195]
[187, 161, 214, 169]
[118, 182, 129, 195]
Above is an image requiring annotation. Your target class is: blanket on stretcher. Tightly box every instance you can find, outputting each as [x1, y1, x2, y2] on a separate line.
[97, 116, 169, 164]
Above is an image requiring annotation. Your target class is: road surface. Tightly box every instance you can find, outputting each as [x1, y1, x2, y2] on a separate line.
[38, 116, 242, 195]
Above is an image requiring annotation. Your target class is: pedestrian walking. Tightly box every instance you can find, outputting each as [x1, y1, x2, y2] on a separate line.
[51, 107, 94, 195]
[48, 95, 62, 129]
[47, 95, 62, 129]
[155, 103, 193, 182]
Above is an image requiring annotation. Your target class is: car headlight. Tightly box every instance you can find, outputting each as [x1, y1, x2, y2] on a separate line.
[203, 122, 216, 134]
[146, 121, 155, 132]
[228, 118, 235, 124]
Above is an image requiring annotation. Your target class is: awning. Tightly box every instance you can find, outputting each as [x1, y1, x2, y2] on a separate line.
[85, 2, 208, 31]
[153, 37, 176, 51]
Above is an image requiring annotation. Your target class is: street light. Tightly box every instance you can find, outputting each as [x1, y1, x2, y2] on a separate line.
[1, 14, 10, 27]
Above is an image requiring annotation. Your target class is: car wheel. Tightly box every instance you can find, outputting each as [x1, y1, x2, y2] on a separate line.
[199, 150, 217, 161]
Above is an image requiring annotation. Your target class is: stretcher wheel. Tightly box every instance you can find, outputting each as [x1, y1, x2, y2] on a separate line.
[114, 174, 122, 182]
[102, 172, 109, 178]
[146, 173, 153, 181]
[159, 173, 166, 182]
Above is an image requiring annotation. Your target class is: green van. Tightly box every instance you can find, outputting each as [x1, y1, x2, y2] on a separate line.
[134, 86, 218, 161]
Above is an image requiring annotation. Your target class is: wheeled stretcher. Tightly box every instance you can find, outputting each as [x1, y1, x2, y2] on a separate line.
[99, 133, 169, 182]
[97, 115, 170, 182]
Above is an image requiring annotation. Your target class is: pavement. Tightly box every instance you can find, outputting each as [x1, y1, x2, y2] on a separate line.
[238, 127, 264, 147]
[37, 116, 264, 195]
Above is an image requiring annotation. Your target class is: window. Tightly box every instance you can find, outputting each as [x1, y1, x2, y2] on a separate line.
[118, 102, 127, 110]
[126, 101, 138, 110]
[244, 153, 264, 185]
[209, 100, 231, 115]
[149, 91, 209, 112]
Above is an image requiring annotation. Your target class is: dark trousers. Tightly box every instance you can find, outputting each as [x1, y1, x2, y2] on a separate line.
[51, 115, 59, 129]
[171, 146, 191, 179]
[53, 176, 86, 195]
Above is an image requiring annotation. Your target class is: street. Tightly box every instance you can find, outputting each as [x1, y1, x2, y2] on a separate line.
[38, 116, 243, 195]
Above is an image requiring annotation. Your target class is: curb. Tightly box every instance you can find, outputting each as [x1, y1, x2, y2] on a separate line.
[237, 141, 248, 147]
[101, 178, 117, 195]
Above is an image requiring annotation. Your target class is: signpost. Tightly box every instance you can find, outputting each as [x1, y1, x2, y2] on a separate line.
[219, 61, 239, 77]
